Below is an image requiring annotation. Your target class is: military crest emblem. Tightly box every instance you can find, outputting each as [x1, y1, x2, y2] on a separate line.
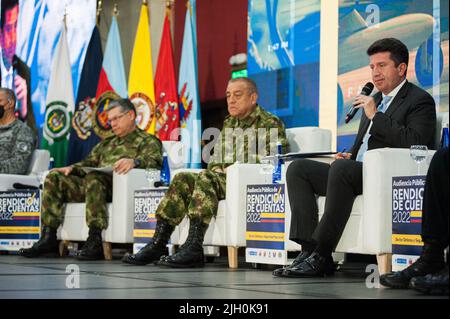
[43, 101, 72, 145]
[93, 91, 119, 139]
[131, 92, 155, 132]
[71, 97, 95, 140]
[179, 82, 193, 128]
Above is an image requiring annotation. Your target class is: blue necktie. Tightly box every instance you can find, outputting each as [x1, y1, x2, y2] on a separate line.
[355, 95, 393, 162]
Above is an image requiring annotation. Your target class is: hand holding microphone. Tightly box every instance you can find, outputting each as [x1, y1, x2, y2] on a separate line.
[345, 82, 375, 123]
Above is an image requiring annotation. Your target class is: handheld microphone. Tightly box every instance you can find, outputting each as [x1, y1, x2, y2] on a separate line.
[345, 82, 374, 124]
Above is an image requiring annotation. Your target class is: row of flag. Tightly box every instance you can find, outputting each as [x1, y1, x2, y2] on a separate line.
[42, 1, 201, 169]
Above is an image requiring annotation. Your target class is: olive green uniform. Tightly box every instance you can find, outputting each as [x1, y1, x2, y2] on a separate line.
[156, 104, 287, 226]
[42, 129, 163, 229]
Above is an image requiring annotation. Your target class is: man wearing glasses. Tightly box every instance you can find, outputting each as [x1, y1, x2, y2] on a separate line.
[20, 98, 163, 260]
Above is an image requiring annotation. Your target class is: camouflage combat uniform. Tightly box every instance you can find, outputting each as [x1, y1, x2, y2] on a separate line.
[156, 104, 288, 226]
[0, 120, 36, 175]
[42, 128, 163, 230]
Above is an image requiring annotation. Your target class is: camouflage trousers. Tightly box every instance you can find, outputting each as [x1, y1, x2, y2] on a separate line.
[156, 169, 227, 226]
[41, 171, 112, 230]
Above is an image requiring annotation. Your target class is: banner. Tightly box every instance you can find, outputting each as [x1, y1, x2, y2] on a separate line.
[94, 15, 126, 140]
[133, 189, 167, 254]
[178, 0, 202, 168]
[0, 190, 40, 251]
[245, 184, 287, 265]
[128, 3, 156, 134]
[392, 176, 425, 271]
[66, 25, 103, 165]
[41, 23, 74, 168]
[154, 12, 179, 141]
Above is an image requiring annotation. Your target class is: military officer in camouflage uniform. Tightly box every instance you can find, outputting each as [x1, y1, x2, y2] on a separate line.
[20, 98, 163, 260]
[123, 77, 287, 267]
[0, 88, 36, 174]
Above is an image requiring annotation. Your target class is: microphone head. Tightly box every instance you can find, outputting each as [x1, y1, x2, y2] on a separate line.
[361, 82, 374, 96]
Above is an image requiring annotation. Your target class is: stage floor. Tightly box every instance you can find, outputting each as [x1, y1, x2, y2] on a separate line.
[0, 254, 446, 299]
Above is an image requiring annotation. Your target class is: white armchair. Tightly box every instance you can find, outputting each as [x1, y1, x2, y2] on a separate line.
[58, 141, 185, 259]
[0, 149, 50, 191]
[313, 112, 448, 274]
[169, 127, 332, 268]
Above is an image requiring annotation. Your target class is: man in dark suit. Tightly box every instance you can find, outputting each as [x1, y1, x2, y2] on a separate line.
[273, 38, 436, 278]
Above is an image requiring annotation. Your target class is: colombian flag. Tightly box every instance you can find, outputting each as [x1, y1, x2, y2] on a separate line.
[129, 2, 156, 134]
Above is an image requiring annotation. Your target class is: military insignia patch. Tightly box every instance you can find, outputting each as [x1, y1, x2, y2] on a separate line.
[17, 142, 29, 153]
[43, 101, 72, 145]
[72, 97, 95, 140]
[131, 92, 155, 132]
[93, 91, 119, 139]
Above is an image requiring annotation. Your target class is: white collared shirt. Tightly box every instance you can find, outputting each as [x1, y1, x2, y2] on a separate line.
[365, 78, 407, 132]
[0, 48, 14, 90]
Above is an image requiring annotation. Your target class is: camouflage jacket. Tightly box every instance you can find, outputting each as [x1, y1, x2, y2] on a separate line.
[71, 128, 163, 175]
[208, 104, 288, 172]
[0, 120, 37, 175]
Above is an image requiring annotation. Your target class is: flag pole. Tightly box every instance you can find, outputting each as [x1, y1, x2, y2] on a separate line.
[63, 6, 68, 29]
[96, 0, 102, 25]
[166, 0, 174, 18]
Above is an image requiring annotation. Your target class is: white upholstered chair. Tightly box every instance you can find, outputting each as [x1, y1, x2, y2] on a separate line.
[0, 149, 50, 191]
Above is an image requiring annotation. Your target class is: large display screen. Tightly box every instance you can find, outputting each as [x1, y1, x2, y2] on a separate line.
[247, 0, 321, 128]
[12, 0, 96, 136]
[337, 0, 449, 150]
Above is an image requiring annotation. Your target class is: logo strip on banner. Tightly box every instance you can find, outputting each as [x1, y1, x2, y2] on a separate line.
[0, 226, 40, 234]
[246, 231, 285, 242]
[133, 229, 155, 238]
[392, 234, 424, 246]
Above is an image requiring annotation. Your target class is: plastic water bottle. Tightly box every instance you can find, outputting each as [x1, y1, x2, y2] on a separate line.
[441, 126, 449, 148]
[272, 142, 283, 184]
[48, 157, 55, 170]
[160, 152, 171, 186]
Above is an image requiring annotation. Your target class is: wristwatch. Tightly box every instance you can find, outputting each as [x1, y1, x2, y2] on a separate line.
[133, 159, 142, 168]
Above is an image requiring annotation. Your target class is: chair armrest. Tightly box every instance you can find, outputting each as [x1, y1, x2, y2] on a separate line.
[107, 169, 151, 242]
[225, 163, 272, 247]
[0, 174, 41, 191]
[362, 148, 435, 254]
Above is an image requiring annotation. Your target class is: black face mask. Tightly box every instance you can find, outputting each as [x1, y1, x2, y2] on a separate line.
[0, 105, 5, 119]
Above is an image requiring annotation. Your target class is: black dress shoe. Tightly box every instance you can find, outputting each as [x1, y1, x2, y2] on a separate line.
[410, 265, 449, 295]
[282, 252, 335, 278]
[380, 256, 445, 289]
[272, 251, 311, 277]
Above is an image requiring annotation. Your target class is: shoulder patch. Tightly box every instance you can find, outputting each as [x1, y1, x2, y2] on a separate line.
[17, 142, 30, 153]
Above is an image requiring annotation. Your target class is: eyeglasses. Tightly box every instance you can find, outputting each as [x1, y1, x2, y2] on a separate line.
[107, 111, 129, 125]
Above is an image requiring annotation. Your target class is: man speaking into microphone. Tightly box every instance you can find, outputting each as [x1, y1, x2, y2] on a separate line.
[273, 38, 436, 278]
